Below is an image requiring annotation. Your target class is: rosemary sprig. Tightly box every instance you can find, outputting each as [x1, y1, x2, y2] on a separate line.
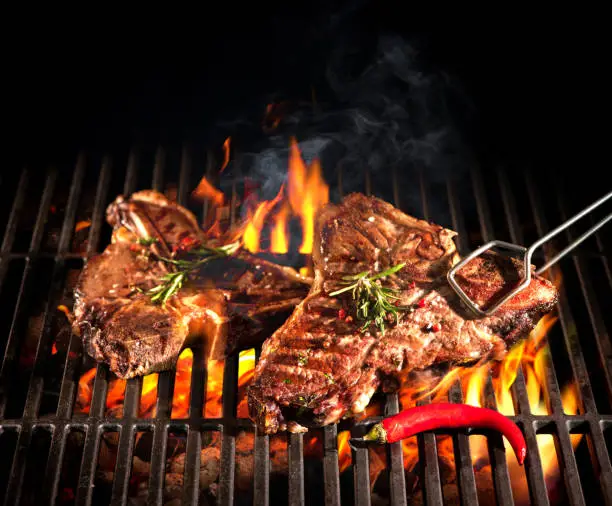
[329, 263, 406, 334]
[146, 241, 240, 305]
[137, 236, 158, 246]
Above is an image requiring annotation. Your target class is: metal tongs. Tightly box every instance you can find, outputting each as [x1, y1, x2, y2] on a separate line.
[448, 190, 612, 316]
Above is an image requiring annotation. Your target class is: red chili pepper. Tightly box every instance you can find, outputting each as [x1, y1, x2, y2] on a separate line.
[363, 403, 527, 465]
[408, 281, 416, 289]
[432, 323, 442, 332]
[417, 298, 427, 308]
[338, 309, 346, 320]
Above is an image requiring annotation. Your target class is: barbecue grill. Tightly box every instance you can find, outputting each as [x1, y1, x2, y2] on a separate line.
[0, 145, 610, 506]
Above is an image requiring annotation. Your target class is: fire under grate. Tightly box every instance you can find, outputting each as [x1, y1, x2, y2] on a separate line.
[0, 145, 611, 506]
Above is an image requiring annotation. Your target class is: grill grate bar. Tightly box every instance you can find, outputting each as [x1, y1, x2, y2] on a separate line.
[417, 400, 444, 506]
[592, 222, 612, 288]
[552, 178, 612, 502]
[18, 169, 59, 417]
[41, 424, 69, 505]
[416, 170, 444, 506]
[496, 167, 561, 505]
[352, 437, 372, 506]
[288, 433, 305, 506]
[177, 146, 204, 506]
[322, 424, 341, 506]
[448, 385, 479, 505]
[470, 166, 529, 506]
[85, 156, 112, 256]
[123, 147, 139, 196]
[385, 394, 407, 506]
[147, 419, 170, 506]
[0, 169, 29, 254]
[525, 172, 598, 414]
[218, 353, 238, 506]
[253, 346, 271, 506]
[446, 175, 492, 504]
[387, 168, 407, 506]
[253, 428, 270, 506]
[147, 153, 174, 505]
[152, 147, 165, 194]
[110, 423, 137, 505]
[182, 429, 202, 505]
[0, 169, 32, 418]
[5, 158, 86, 505]
[349, 168, 373, 506]
[553, 179, 612, 402]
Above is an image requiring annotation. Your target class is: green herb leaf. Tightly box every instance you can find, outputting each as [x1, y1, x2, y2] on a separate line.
[146, 240, 240, 305]
[329, 263, 406, 335]
[323, 372, 334, 384]
[283, 378, 292, 384]
[297, 353, 308, 366]
[137, 237, 158, 246]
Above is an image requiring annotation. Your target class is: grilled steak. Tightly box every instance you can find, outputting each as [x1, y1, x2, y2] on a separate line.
[247, 193, 558, 434]
[73, 190, 311, 379]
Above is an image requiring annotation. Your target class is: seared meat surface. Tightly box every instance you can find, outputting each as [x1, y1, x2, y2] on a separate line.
[247, 193, 558, 434]
[73, 190, 310, 379]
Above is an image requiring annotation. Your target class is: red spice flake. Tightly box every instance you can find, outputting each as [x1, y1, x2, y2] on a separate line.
[408, 281, 416, 289]
[60, 488, 75, 502]
[129, 243, 141, 252]
[432, 323, 442, 332]
[68, 351, 78, 360]
[173, 236, 201, 253]
[51, 343, 58, 355]
[338, 309, 346, 320]
[345, 316, 353, 323]
[49, 205, 57, 214]
[394, 300, 402, 307]
[417, 298, 427, 308]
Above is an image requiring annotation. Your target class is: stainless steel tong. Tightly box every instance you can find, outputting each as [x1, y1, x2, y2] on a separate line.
[447, 190, 612, 316]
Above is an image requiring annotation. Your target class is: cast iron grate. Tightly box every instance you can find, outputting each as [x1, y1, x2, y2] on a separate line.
[0, 145, 611, 506]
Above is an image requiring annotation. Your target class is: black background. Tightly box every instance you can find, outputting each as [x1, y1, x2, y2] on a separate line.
[3, 4, 610, 186]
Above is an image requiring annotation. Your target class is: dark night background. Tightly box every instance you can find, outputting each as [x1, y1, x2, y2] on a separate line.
[2, 4, 609, 186]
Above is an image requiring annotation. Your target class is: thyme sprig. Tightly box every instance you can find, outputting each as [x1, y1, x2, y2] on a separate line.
[147, 241, 240, 305]
[329, 263, 406, 334]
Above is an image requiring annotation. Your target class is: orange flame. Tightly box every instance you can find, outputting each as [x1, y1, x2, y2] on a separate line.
[243, 186, 285, 254]
[192, 176, 225, 207]
[270, 203, 290, 254]
[288, 138, 329, 253]
[198, 136, 329, 256]
[220, 137, 231, 173]
[75, 220, 91, 233]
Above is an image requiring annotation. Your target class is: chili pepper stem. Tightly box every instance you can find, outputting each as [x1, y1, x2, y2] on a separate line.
[363, 423, 387, 444]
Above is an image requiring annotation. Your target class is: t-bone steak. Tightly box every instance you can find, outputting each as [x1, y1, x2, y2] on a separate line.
[72, 190, 311, 379]
[247, 193, 558, 434]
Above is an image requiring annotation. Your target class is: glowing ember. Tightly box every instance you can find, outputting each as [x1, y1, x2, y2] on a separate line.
[75, 220, 91, 233]
[220, 137, 231, 173]
[192, 176, 225, 207]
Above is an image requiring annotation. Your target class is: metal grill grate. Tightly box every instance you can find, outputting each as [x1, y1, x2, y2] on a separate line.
[0, 147, 611, 506]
